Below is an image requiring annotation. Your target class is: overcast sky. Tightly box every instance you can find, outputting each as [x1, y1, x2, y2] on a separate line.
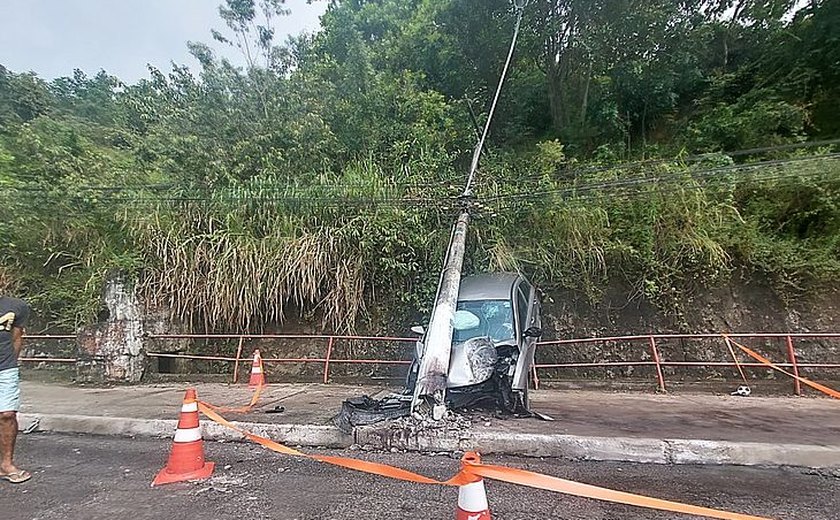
[0, 0, 328, 84]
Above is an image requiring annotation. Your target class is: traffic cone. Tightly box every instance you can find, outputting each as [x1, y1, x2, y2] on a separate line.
[456, 452, 491, 520]
[152, 388, 215, 486]
[248, 349, 265, 388]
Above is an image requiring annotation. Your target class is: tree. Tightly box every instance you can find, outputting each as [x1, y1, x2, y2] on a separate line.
[0, 66, 53, 129]
[211, 0, 291, 70]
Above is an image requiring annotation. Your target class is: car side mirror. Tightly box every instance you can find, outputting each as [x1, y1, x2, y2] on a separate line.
[523, 326, 542, 338]
[410, 325, 425, 336]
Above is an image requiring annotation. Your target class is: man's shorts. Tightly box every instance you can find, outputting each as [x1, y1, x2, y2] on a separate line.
[0, 368, 20, 412]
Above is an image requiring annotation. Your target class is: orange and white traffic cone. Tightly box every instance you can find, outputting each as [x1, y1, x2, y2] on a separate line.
[248, 349, 265, 388]
[152, 388, 215, 487]
[456, 452, 491, 520]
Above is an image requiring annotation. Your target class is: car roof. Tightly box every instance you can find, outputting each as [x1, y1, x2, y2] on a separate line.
[458, 272, 523, 301]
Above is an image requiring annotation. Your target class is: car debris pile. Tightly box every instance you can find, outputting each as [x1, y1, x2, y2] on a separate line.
[333, 393, 475, 436]
[333, 394, 413, 434]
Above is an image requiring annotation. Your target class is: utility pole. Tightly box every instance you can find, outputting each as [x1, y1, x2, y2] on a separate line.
[411, 210, 470, 419]
[411, 1, 526, 419]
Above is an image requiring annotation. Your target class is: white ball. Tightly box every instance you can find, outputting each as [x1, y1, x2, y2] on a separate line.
[731, 385, 751, 397]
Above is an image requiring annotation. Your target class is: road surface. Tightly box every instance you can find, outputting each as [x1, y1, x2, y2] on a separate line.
[4, 433, 838, 519]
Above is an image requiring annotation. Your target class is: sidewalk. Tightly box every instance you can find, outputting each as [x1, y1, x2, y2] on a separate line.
[17, 381, 840, 469]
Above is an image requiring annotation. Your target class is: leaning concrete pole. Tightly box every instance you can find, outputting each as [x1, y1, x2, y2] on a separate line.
[411, 2, 525, 419]
[411, 210, 469, 418]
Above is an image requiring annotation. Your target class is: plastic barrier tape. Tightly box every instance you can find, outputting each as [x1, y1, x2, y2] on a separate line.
[467, 463, 769, 520]
[724, 336, 840, 400]
[197, 402, 774, 520]
[202, 381, 265, 414]
[198, 402, 472, 485]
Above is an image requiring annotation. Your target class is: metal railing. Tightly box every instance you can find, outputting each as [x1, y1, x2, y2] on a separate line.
[18, 334, 77, 363]
[144, 333, 415, 384]
[20, 333, 416, 383]
[20, 332, 840, 394]
[532, 333, 840, 394]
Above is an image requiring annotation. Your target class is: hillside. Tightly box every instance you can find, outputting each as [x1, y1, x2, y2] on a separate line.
[1, 0, 839, 336]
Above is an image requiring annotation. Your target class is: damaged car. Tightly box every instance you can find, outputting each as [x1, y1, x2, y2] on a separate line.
[405, 272, 542, 414]
[333, 272, 542, 433]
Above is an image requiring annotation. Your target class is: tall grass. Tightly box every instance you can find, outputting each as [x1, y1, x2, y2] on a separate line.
[5, 149, 839, 332]
[125, 158, 453, 332]
[472, 151, 839, 316]
[0, 265, 19, 295]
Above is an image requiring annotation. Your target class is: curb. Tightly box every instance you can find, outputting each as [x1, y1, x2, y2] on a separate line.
[17, 413, 840, 470]
[357, 426, 840, 469]
[18, 413, 353, 448]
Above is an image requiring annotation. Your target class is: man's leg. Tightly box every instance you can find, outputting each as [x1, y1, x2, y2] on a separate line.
[0, 367, 27, 480]
[0, 410, 19, 474]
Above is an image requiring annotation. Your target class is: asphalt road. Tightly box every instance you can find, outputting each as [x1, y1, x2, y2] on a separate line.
[4, 433, 838, 520]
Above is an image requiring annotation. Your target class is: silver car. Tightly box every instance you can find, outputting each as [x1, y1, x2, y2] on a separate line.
[407, 272, 542, 414]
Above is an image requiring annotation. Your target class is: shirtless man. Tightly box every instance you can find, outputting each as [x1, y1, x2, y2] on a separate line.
[0, 296, 31, 484]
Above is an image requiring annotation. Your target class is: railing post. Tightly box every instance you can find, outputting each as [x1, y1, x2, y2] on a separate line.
[786, 335, 802, 396]
[649, 336, 667, 393]
[323, 336, 335, 384]
[531, 365, 540, 391]
[232, 336, 244, 384]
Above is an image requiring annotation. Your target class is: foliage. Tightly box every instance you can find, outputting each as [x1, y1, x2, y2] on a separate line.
[1, 0, 839, 332]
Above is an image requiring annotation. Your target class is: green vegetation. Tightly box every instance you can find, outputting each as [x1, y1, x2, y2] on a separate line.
[1, 0, 839, 332]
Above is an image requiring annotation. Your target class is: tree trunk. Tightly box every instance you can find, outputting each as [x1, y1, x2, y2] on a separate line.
[641, 100, 648, 156]
[546, 66, 566, 134]
[579, 59, 593, 126]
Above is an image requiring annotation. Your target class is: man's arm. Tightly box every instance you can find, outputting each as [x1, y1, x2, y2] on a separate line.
[12, 327, 23, 359]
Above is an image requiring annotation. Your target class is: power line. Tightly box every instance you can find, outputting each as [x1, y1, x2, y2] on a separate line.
[481, 138, 840, 186]
[485, 168, 840, 213]
[4, 149, 838, 207]
[0, 192, 458, 209]
[11, 165, 836, 216]
[462, 2, 525, 197]
[4, 139, 838, 195]
[480, 153, 840, 203]
[1, 174, 462, 193]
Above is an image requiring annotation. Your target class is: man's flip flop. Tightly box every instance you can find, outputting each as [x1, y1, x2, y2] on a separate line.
[0, 470, 32, 483]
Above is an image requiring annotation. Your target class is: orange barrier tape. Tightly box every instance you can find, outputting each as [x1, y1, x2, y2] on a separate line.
[202, 382, 265, 414]
[467, 463, 770, 520]
[724, 336, 840, 400]
[197, 402, 775, 520]
[198, 402, 472, 485]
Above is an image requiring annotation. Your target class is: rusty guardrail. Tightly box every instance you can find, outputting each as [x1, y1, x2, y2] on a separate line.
[20, 332, 840, 394]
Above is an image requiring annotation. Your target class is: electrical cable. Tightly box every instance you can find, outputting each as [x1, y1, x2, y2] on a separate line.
[462, 2, 525, 197]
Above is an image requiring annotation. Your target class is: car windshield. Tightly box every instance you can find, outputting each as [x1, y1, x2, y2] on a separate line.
[452, 299, 515, 345]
